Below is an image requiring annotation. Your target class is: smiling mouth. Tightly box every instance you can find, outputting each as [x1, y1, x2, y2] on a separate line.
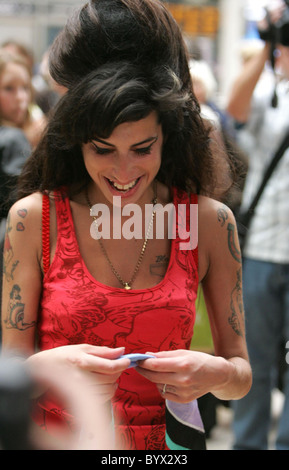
[106, 177, 141, 192]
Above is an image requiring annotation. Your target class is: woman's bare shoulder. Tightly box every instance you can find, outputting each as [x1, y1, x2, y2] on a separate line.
[198, 195, 234, 225]
[8, 192, 45, 238]
[198, 195, 240, 280]
[9, 192, 45, 217]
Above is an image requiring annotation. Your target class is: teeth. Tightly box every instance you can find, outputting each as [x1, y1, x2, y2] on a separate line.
[110, 179, 138, 191]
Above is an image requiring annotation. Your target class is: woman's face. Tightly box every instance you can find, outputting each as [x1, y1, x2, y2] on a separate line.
[0, 62, 31, 126]
[82, 111, 163, 206]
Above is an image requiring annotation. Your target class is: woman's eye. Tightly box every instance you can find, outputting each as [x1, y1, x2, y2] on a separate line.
[96, 147, 112, 155]
[89, 142, 154, 156]
[91, 143, 113, 155]
[134, 146, 153, 156]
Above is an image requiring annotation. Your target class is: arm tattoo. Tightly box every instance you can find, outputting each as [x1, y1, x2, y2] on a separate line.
[228, 268, 244, 337]
[3, 209, 28, 281]
[216, 206, 241, 263]
[16, 208, 27, 232]
[3, 214, 19, 281]
[4, 284, 36, 331]
[17, 208, 27, 219]
[217, 206, 228, 227]
[16, 222, 25, 231]
[227, 223, 241, 263]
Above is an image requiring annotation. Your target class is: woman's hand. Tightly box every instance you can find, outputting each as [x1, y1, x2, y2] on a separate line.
[136, 349, 240, 404]
[27, 344, 130, 403]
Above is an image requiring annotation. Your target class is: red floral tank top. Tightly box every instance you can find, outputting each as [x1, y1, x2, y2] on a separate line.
[35, 187, 198, 450]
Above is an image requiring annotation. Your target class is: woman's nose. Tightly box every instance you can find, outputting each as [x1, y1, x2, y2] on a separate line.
[112, 154, 134, 182]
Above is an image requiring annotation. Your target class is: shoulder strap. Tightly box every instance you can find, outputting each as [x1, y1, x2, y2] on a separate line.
[42, 193, 50, 275]
[242, 130, 289, 225]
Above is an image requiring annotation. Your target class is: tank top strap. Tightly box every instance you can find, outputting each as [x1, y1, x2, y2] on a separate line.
[42, 188, 76, 276]
[42, 192, 50, 276]
[53, 189, 70, 224]
[172, 187, 198, 268]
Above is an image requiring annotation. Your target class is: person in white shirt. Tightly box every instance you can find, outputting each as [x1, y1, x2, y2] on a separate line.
[227, 2, 289, 450]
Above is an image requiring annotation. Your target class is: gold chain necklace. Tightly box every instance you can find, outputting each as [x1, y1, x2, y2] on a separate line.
[85, 186, 157, 290]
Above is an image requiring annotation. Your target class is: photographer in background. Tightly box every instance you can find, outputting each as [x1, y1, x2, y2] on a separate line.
[227, 0, 289, 450]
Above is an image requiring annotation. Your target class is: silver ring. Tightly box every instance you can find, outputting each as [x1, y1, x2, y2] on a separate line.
[162, 384, 167, 394]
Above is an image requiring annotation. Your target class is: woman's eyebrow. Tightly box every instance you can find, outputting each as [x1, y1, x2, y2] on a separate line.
[93, 137, 115, 147]
[93, 135, 158, 147]
[131, 136, 158, 147]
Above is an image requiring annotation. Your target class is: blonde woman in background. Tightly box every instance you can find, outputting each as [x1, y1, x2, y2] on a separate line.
[0, 51, 46, 149]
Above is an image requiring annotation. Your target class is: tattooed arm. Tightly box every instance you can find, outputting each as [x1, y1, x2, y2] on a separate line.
[1, 193, 131, 404]
[135, 196, 251, 404]
[198, 196, 252, 400]
[1, 193, 43, 355]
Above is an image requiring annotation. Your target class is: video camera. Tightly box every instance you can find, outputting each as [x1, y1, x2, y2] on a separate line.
[258, 0, 289, 46]
[257, 1, 289, 107]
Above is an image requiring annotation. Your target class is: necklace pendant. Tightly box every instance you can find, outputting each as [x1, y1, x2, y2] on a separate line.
[85, 186, 157, 294]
